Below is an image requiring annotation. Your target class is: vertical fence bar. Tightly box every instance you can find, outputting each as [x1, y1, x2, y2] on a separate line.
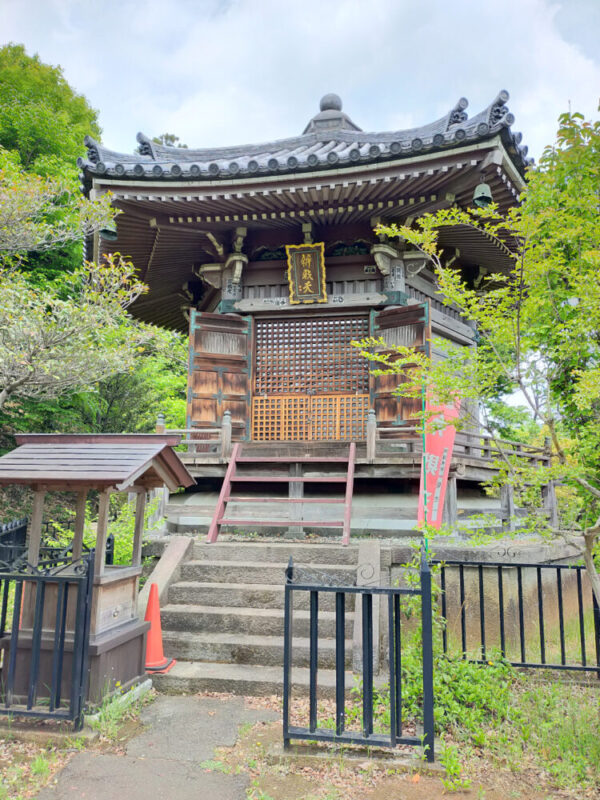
[283, 581, 293, 749]
[362, 592, 374, 738]
[5, 580, 23, 708]
[309, 590, 318, 733]
[556, 568, 566, 666]
[440, 565, 447, 655]
[394, 593, 402, 739]
[576, 569, 587, 666]
[478, 565, 486, 661]
[335, 592, 345, 737]
[459, 564, 466, 657]
[49, 582, 67, 712]
[517, 566, 526, 663]
[0, 579, 8, 637]
[537, 567, 546, 664]
[497, 566, 505, 658]
[421, 556, 435, 763]
[592, 591, 600, 680]
[27, 582, 46, 709]
[69, 573, 87, 720]
[387, 593, 397, 747]
[55, 583, 69, 709]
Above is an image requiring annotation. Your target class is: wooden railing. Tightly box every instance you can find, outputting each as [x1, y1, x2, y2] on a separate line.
[368, 417, 550, 467]
[157, 411, 233, 459]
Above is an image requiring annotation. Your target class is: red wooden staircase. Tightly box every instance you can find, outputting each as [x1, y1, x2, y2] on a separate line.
[206, 442, 356, 545]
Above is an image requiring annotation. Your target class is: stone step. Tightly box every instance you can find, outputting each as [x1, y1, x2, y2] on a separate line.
[152, 660, 355, 698]
[192, 541, 359, 565]
[167, 581, 356, 611]
[160, 630, 353, 668]
[161, 604, 354, 638]
[180, 560, 355, 586]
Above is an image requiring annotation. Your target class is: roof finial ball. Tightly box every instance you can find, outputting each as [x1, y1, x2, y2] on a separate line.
[320, 93, 343, 112]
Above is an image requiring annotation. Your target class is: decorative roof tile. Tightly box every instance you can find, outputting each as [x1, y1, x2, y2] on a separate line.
[78, 91, 532, 185]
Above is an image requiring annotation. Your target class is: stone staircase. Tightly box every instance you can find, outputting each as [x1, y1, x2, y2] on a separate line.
[152, 540, 359, 696]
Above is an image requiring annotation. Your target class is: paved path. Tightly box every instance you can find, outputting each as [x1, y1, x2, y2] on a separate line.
[38, 696, 278, 800]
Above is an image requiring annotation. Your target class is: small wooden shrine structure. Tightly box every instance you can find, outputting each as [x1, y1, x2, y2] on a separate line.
[0, 434, 194, 701]
[78, 92, 547, 533]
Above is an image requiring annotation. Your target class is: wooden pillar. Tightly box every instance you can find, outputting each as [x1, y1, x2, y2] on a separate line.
[221, 409, 232, 459]
[542, 480, 559, 530]
[500, 484, 516, 532]
[95, 490, 111, 576]
[27, 489, 45, 567]
[132, 490, 147, 566]
[72, 490, 87, 560]
[442, 473, 458, 532]
[287, 463, 303, 539]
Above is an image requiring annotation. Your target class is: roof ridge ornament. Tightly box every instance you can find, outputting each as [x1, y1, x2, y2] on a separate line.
[302, 93, 362, 134]
[447, 97, 469, 128]
[136, 132, 157, 160]
[488, 90, 513, 126]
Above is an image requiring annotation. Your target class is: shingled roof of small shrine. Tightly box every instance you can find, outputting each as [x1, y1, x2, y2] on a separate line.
[0, 434, 195, 491]
[78, 91, 531, 187]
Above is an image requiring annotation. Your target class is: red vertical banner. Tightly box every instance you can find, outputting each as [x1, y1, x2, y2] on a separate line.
[417, 400, 461, 529]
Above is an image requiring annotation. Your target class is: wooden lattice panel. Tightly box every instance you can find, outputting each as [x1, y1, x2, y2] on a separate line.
[254, 316, 370, 396]
[251, 395, 369, 441]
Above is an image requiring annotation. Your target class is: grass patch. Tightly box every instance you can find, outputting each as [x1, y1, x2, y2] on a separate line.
[475, 679, 600, 792]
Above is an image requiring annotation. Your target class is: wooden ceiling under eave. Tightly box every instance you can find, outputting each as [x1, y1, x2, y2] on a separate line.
[97, 146, 522, 330]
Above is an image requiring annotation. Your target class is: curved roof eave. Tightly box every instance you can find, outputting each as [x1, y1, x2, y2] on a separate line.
[78, 91, 532, 190]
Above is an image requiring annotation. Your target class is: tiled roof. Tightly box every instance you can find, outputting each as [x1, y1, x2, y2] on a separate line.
[79, 91, 531, 185]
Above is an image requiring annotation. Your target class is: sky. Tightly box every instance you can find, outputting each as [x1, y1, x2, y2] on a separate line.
[1, 0, 599, 161]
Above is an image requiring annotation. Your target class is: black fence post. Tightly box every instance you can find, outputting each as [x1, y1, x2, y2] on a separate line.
[74, 550, 95, 730]
[420, 552, 435, 763]
[593, 591, 600, 681]
[283, 557, 293, 750]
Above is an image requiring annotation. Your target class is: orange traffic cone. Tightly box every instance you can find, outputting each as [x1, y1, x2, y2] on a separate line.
[144, 582, 176, 674]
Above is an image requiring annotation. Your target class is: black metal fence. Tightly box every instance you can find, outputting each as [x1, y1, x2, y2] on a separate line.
[283, 552, 435, 761]
[0, 551, 94, 730]
[1, 517, 113, 568]
[0, 517, 28, 566]
[433, 559, 600, 676]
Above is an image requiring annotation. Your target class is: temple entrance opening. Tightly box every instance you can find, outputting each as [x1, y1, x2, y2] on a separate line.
[251, 314, 370, 441]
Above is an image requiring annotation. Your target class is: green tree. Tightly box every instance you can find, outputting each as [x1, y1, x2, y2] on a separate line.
[365, 110, 600, 605]
[0, 43, 100, 173]
[0, 253, 148, 411]
[0, 148, 114, 260]
[152, 133, 188, 149]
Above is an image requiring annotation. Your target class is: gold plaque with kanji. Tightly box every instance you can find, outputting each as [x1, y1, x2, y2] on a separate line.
[285, 242, 327, 304]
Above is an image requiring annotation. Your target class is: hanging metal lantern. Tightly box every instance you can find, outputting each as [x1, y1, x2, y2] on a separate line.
[99, 221, 118, 241]
[473, 181, 493, 208]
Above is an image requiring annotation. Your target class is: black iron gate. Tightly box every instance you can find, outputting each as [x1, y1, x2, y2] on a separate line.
[0, 551, 94, 730]
[283, 552, 435, 761]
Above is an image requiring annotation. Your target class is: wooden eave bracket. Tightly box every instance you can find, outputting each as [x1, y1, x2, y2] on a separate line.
[196, 263, 224, 289]
[225, 251, 248, 285]
[370, 242, 399, 276]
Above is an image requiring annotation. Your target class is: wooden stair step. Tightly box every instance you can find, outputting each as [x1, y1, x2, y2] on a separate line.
[230, 476, 347, 483]
[218, 518, 344, 527]
[225, 496, 345, 504]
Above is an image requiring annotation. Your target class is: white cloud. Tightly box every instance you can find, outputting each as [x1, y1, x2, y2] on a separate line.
[1, 0, 598, 159]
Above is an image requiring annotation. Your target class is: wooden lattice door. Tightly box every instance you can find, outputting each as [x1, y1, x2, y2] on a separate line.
[371, 301, 431, 428]
[251, 315, 370, 441]
[187, 311, 250, 440]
